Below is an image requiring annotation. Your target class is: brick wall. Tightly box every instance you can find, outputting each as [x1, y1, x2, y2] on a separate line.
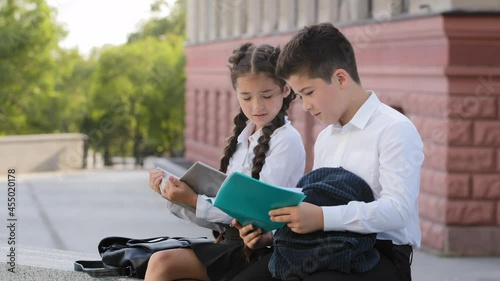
[184, 13, 500, 255]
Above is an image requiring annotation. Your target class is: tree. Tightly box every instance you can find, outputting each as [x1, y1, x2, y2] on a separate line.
[88, 34, 185, 165]
[0, 0, 65, 134]
[127, 0, 186, 43]
[140, 35, 186, 158]
[0, 0, 187, 166]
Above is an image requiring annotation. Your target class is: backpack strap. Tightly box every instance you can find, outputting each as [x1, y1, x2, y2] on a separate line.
[74, 260, 133, 277]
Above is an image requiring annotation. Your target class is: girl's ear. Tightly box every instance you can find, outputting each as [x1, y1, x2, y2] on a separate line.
[283, 84, 291, 98]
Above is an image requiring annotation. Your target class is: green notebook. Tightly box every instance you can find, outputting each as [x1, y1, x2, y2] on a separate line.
[213, 172, 306, 232]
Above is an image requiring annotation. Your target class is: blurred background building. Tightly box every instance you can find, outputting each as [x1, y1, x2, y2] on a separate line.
[183, 0, 500, 256]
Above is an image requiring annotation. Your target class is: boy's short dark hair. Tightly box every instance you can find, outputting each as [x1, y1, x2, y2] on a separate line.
[276, 22, 361, 85]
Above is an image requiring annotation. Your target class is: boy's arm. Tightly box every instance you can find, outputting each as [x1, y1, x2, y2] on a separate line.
[269, 202, 324, 234]
[323, 121, 424, 233]
[271, 122, 424, 235]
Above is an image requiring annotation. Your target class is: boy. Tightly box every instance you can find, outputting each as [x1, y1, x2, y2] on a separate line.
[234, 22, 423, 281]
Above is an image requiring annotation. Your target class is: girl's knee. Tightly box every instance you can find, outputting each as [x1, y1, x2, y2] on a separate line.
[151, 250, 175, 261]
[145, 251, 174, 280]
[149, 250, 177, 270]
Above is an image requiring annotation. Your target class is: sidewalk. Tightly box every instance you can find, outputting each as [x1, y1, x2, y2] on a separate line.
[411, 250, 500, 281]
[0, 157, 499, 281]
[0, 157, 211, 255]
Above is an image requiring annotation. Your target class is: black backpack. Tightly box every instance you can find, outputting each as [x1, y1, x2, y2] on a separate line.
[75, 236, 209, 278]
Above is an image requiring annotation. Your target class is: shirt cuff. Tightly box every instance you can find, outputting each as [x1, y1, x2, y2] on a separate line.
[166, 200, 181, 213]
[322, 206, 344, 232]
[195, 194, 213, 220]
[166, 200, 174, 209]
[165, 200, 195, 222]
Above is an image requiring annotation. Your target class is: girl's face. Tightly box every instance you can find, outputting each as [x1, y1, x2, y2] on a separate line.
[236, 73, 290, 131]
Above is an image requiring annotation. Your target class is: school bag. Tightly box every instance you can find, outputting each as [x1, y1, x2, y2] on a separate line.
[269, 167, 380, 280]
[74, 236, 210, 279]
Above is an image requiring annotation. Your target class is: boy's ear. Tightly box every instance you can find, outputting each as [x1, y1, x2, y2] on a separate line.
[331, 69, 348, 89]
[283, 84, 291, 98]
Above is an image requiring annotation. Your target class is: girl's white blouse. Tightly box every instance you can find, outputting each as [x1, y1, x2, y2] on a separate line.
[166, 118, 306, 231]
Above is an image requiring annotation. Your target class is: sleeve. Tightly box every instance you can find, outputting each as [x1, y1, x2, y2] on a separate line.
[257, 129, 306, 187]
[323, 121, 424, 233]
[194, 194, 234, 225]
[193, 127, 305, 226]
[166, 199, 225, 232]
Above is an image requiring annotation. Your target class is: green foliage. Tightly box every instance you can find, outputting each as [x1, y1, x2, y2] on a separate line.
[1, 0, 187, 163]
[87, 35, 185, 163]
[128, 0, 186, 42]
[50, 48, 96, 133]
[140, 35, 186, 156]
[0, 0, 65, 134]
[85, 0, 187, 162]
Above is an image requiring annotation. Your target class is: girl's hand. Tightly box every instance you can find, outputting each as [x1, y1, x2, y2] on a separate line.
[161, 176, 198, 208]
[269, 202, 324, 234]
[232, 219, 273, 249]
[148, 168, 165, 195]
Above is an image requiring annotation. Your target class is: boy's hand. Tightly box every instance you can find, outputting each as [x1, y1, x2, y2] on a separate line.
[148, 168, 165, 194]
[269, 202, 324, 234]
[161, 177, 198, 208]
[232, 219, 273, 249]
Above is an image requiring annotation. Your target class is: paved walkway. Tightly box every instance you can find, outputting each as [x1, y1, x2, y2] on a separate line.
[1, 158, 499, 281]
[0, 158, 210, 256]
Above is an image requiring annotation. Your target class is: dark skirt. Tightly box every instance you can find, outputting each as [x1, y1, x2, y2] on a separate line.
[191, 228, 271, 281]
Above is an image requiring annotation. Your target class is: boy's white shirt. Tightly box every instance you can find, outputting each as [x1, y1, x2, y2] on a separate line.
[166, 117, 306, 232]
[315, 91, 424, 247]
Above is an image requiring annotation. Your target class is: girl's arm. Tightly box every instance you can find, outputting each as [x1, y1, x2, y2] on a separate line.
[166, 199, 225, 232]
[195, 126, 306, 226]
[162, 177, 228, 231]
[195, 194, 234, 224]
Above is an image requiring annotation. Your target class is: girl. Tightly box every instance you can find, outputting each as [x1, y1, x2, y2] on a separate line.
[146, 43, 306, 281]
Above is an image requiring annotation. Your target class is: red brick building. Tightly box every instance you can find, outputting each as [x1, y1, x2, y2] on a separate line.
[183, 0, 500, 255]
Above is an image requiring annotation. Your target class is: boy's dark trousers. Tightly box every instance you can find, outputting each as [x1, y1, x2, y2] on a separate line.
[231, 240, 413, 281]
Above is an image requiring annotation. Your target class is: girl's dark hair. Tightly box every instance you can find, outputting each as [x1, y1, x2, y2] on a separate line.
[218, 43, 296, 259]
[219, 43, 295, 179]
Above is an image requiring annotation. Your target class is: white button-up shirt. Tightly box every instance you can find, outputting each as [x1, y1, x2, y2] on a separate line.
[315, 92, 424, 247]
[167, 117, 306, 231]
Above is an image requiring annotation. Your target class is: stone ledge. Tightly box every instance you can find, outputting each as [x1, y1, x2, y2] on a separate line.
[0, 133, 87, 173]
[0, 133, 88, 143]
[0, 246, 138, 281]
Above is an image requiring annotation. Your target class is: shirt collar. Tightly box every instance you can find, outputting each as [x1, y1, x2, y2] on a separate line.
[237, 116, 290, 144]
[331, 91, 380, 133]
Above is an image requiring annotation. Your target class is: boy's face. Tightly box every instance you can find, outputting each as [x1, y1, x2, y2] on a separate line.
[286, 73, 348, 125]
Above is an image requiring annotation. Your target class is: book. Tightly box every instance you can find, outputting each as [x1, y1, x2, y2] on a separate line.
[213, 172, 306, 232]
[159, 161, 227, 213]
